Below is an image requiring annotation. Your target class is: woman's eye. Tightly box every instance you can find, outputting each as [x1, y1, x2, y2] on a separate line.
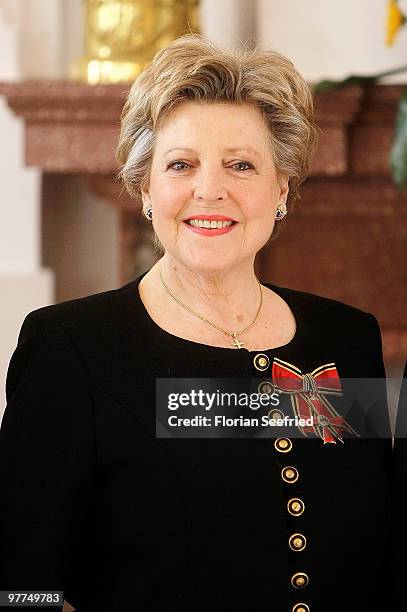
[167, 160, 190, 171]
[166, 160, 254, 172]
[232, 161, 254, 171]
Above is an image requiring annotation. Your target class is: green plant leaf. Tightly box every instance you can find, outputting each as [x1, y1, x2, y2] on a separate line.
[313, 64, 407, 93]
[390, 87, 407, 190]
[313, 75, 378, 93]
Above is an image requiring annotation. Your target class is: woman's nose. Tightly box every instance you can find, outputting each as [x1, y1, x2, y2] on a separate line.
[193, 168, 228, 202]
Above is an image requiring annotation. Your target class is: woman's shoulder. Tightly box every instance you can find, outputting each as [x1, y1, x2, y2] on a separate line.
[266, 282, 384, 363]
[6, 277, 150, 408]
[266, 283, 385, 378]
[22, 277, 140, 331]
[266, 281, 379, 328]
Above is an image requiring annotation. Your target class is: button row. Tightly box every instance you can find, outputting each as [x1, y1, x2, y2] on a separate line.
[274, 437, 310, 610]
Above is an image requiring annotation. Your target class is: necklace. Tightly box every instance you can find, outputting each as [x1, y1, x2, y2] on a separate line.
[159, 266, 263, 349]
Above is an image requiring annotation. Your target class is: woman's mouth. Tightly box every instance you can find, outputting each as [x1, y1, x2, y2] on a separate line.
[182, 215, 238, 236]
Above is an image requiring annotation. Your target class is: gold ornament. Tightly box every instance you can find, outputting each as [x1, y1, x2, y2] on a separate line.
[71, 0, 199, 84]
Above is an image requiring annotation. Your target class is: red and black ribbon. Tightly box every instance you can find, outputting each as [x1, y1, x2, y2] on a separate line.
[272, 358, 359, 444]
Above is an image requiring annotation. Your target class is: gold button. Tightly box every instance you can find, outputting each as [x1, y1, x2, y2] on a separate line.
[292, 605, 310, 612]
[287, 498, 305, 516]
[253, 353, 270, 371]
[274, 437, 292, 453]
[289, 533, 307, 551]
[258, 381, 274, 394]
[292, 604, 311, 612]
[268, 409, 284, 420]
[291, 572, 309, 589]
[281, 466, 299, 483]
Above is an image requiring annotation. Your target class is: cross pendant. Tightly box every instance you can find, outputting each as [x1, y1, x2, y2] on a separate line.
[232, 333, 244, 349]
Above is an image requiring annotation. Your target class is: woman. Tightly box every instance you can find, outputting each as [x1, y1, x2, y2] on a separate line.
[0, 35, 392, 611]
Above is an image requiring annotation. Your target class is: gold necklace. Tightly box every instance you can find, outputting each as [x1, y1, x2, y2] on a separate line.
[159, 266, 263, 349]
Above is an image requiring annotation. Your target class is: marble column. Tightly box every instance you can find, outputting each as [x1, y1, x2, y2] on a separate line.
[200, 0, 256, 48]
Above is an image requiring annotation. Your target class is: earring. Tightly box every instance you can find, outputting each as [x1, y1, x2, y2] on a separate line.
[143, 206, 153, 221]
[275, 204, 287, 220]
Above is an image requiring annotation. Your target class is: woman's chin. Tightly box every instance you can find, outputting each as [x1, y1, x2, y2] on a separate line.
[174, 253, 246, 275]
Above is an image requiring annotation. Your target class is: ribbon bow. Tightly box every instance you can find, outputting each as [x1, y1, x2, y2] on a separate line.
[272, 358, 359, 444]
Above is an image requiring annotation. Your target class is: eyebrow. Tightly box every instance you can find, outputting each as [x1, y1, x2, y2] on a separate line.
[164, 146, 261, 158]
[224, 147, 261, 158]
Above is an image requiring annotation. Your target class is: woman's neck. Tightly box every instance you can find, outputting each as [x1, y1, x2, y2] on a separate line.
[153, 255, 262, 330]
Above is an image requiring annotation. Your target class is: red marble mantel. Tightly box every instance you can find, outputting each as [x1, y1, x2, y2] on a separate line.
[0, 80, 406, 367]
[0, 80, 363, 174]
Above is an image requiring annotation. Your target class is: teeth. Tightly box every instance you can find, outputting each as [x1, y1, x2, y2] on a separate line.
[187, 219, 233, 228]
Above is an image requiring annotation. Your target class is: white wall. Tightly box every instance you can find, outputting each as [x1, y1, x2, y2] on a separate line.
[257, 0, 407, 83]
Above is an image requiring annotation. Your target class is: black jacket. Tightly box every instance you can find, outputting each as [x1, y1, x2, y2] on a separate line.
[0, 271, 393, 611]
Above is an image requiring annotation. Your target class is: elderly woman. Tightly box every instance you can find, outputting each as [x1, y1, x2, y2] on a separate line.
[0, 35, 392, 612]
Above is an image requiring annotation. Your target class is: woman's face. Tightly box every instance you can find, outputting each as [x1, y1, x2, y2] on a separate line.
[142, 101, 289, 274]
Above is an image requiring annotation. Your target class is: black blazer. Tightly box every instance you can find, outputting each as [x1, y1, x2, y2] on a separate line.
[0, 271, 393, 612]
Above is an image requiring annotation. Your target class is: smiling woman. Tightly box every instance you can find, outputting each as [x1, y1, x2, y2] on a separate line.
[0, 34, 394, 612]
[117, 35, 317, 213]
[137, 101, 287, 278]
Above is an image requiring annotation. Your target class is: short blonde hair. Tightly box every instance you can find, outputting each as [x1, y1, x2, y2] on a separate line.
[117, 34, 319, 211]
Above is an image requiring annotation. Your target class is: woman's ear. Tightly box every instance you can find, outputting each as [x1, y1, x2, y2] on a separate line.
[141, 186, 151, 209]
[279, 175, 289, 201]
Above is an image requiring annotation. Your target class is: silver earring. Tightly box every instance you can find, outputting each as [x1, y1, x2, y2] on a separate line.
[144, 206, 153, 221]
[275, 205, 287, 220]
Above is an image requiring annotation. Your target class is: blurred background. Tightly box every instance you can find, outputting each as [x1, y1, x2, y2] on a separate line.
[0, 0, 406, 429]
